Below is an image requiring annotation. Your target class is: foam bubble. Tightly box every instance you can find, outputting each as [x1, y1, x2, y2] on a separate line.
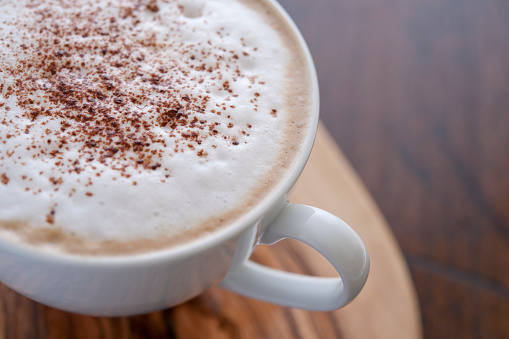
[180, 0, 203, 18]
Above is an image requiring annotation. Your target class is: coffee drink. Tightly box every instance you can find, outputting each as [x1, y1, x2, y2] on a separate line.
[0, 0, 312, 255]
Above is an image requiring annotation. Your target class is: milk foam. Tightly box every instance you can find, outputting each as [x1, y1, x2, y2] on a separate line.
[0, 0, 311, 254]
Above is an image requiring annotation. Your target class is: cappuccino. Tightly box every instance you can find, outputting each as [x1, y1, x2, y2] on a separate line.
[0, 0, 312, 254]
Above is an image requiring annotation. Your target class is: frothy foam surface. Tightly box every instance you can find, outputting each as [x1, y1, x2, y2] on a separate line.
[0, 0, 312, 255]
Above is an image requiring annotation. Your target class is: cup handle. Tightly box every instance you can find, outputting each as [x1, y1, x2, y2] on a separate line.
[220, 203, 370, 311]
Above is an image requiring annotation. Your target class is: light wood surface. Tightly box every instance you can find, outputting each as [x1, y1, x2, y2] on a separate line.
[0, 124, 422, 338]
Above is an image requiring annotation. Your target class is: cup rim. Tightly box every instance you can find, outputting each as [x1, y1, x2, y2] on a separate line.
[0, 0, 320, 265]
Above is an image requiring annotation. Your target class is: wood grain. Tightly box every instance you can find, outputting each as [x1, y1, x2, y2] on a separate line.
[276, 0, 509, 337]
[0, 125, 421, 338]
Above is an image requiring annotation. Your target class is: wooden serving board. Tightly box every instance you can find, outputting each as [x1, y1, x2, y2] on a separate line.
[0, 124, 422, 339]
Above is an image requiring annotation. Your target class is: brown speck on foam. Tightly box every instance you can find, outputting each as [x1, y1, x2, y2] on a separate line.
[1, 173, 9, 185]
[146, 0, 159, 12]
[46, 209, 55, 224]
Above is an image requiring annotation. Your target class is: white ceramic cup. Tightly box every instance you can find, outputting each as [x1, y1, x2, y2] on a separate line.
[0, 0, 369, 316]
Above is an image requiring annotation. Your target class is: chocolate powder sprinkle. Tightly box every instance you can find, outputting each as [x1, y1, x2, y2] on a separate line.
[1, 173, 9, 185]
[0, 0, 266, 186]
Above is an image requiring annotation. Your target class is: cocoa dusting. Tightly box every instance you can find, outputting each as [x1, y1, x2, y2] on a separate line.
[1, 173, 9, 185]
[0, 0, 264, 191]
[46, 209, 55, 224]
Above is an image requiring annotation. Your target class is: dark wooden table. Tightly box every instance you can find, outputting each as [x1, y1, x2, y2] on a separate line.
[279, 0, 509, 337]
